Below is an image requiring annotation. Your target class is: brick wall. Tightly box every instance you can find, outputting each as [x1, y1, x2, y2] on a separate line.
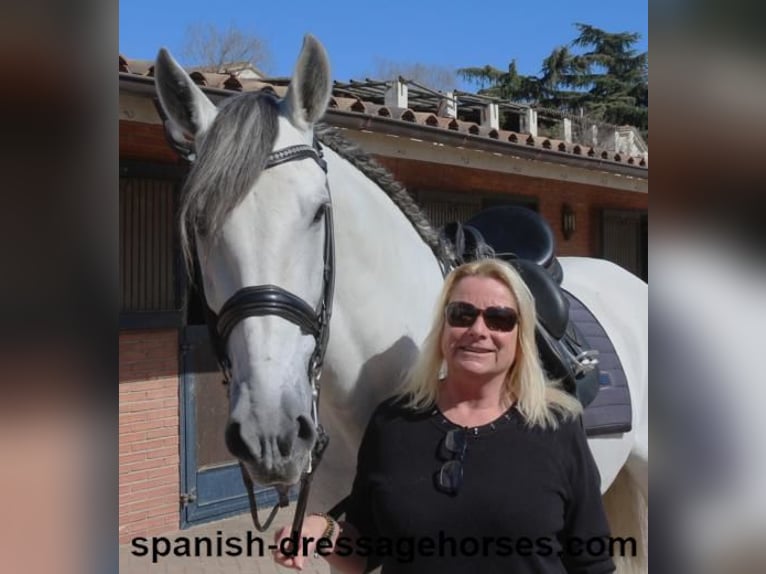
[375, 156, 648, 258]
[119, 329, 180, 544]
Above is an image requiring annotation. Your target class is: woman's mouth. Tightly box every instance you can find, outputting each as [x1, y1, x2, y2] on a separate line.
[458, 346, 493, 354]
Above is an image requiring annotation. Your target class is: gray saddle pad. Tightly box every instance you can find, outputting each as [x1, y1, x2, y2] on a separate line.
[565, 291, 632, 436]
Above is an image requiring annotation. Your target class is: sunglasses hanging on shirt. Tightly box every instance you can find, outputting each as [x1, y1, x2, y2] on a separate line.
[435, 427, 467, 495]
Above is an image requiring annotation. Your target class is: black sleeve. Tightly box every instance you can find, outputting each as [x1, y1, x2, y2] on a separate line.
[342, 407, 383, 573]
[559, 419, 616, 574]
[344, 413, 379, 538]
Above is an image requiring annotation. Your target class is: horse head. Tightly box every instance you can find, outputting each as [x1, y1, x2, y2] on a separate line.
[155, 35, 333, 486]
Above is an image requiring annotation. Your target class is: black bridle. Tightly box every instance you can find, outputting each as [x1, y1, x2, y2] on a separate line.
[198, 140, 335, 540]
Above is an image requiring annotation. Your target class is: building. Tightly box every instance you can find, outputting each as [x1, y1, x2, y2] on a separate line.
[118, 55, 648, 543]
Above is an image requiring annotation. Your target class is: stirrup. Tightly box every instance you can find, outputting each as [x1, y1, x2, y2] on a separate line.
[574, 349, 600, 375]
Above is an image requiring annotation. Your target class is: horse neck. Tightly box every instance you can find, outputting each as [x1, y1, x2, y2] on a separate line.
[321, 147, 443, 424]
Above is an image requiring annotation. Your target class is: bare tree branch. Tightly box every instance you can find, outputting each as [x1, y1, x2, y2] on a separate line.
[371, 58, 458, 92]
[181, 23, 273, 75]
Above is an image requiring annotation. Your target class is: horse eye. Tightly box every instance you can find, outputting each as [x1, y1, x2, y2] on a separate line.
[312, 204, 326, 225]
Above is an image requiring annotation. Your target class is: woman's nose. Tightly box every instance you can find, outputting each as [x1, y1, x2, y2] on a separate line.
[467, 315, 490, 335]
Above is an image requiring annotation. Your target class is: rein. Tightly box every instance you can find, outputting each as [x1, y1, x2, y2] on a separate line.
[194, 139, 335, 538]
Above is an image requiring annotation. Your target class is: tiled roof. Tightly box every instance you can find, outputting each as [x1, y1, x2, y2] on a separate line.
[119, 55, 647, 170]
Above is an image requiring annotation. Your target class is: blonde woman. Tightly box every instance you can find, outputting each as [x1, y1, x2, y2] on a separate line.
[275, 259, 614, 573]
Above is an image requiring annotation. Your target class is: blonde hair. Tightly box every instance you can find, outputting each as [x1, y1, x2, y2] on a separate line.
[399, 258, 582, 429]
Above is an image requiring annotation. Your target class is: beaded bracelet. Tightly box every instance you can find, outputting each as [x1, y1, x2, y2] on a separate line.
[311, 513, 339, 559]
[313, 512, 338, 540]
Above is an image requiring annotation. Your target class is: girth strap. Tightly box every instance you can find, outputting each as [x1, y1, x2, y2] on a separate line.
[216, 285, 320, 344]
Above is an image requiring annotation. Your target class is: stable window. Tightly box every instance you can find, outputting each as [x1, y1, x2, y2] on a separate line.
[415, 190, 538, 229]
[416, 190, 482, 228]
[119, 161, 186, 329]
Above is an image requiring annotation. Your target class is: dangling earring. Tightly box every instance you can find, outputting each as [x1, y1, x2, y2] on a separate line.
[438, 360, 448, 381]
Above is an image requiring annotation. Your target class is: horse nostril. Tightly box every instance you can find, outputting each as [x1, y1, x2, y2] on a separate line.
[225, 423, 253, 461]
[277, 435, 292, 457]
[296, 415, 314, 442]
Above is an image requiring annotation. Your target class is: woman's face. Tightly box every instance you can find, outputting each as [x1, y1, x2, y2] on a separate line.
[440, 276, 520, 382]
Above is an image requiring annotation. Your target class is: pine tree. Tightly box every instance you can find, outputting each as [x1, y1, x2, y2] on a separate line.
[569, 24, 648, 131]
[457, 60, 541, 104]
[458, 24, 648, 135]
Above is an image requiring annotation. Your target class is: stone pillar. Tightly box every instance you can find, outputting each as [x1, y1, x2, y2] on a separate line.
[385, 79, 408, 109]
[624, 129, 635, 155]
[481, 102, 499, 130]
[562, 118, 572, 143]
[522, 108, 538, 137]
[437, 91, 457, 118]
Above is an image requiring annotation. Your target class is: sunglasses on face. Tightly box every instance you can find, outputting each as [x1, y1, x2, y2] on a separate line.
[436, 428, 467, 495]
[444, 301, 519, 332]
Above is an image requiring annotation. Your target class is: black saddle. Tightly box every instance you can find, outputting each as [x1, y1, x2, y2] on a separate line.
[465, 206, 562, 280]
[507, 259, 568, 339]
[440, 207, 600, 408]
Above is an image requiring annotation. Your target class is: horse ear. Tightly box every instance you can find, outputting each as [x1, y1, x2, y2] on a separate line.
[284, 35, 332, 130]
[154, 48, 218, 139]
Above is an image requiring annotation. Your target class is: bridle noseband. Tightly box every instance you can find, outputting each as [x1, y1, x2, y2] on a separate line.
[198, 139, 335, 539]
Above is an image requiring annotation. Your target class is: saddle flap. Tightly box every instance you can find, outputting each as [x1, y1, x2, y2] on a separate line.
[507, 259, 569, 340]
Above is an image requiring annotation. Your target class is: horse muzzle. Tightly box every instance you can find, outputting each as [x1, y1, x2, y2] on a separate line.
[225, 413, 316, 485]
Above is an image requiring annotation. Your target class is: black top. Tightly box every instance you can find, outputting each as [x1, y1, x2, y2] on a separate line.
[341, 397, 615, 574]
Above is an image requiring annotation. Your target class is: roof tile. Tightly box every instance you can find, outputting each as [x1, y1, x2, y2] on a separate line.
[412, 111, 439, 126]
[364, 102, 389, 116]
[223, 75, 243, 91]
[119, 56, 647, 170]
[390, 108, 416, 122]
[330, 96, 358, 111]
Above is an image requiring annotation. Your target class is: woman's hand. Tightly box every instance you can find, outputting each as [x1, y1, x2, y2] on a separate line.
[273, 514, 336, 570]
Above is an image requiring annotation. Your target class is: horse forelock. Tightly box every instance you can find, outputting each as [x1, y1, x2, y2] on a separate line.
[179, 92, 279, 267]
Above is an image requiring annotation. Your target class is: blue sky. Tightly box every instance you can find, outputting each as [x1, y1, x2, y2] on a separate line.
[119, 0, 647, 90]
